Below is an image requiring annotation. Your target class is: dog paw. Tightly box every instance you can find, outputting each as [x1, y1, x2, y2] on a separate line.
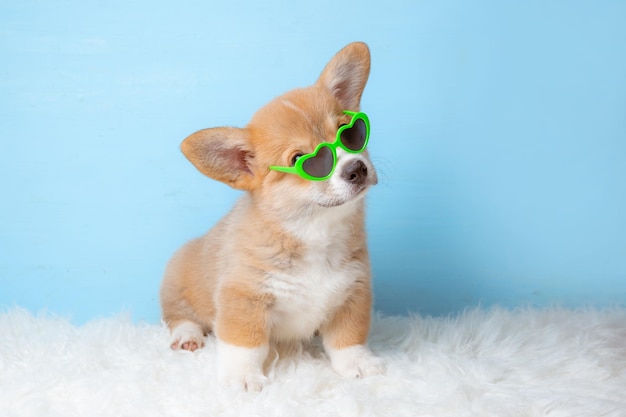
[169, 321, 205, 352]
[217, 340, 269, 391]
[328, 345, 386, 378]
[171, 338, 204, 352]
[220, 372, 269, 392]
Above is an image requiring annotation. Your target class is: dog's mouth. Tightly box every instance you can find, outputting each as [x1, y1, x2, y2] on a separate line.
[316, 182, 372, 208]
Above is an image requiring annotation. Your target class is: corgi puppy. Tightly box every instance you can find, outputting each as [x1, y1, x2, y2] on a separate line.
[160, 42, 384, 391]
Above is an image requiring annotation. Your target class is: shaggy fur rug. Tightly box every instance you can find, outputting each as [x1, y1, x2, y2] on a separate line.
[1, 307, 624, 417]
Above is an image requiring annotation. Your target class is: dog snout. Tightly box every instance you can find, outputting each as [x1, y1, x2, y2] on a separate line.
[342, 159, 368, 184]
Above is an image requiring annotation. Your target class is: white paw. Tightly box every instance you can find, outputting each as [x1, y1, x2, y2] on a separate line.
[220, 372, 269, 392]
[327, 345, 386, 378]
[217, 340, 269, 391]
[169, 321, 205, 351]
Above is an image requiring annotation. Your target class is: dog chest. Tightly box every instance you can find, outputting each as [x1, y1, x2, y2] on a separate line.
[265, 247, 359, 341]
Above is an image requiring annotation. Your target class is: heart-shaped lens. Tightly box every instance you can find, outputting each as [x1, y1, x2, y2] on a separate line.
[340, 118, 367, 151]
[301, 145, 334, 178]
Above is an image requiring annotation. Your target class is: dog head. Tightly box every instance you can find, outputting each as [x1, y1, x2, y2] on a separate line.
[181, 42, 376, 214]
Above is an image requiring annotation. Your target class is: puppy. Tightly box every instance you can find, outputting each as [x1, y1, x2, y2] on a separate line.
[160, 42, 384, 391]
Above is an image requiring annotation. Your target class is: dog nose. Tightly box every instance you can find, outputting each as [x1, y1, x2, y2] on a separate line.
[342, 159, 368, 184]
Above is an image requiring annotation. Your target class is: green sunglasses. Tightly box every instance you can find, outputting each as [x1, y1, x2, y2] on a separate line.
[269, 110, 370, 181]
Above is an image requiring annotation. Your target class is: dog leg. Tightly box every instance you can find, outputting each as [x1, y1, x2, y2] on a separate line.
[321, 280, 385, 378]
[215, 283, 273, 391]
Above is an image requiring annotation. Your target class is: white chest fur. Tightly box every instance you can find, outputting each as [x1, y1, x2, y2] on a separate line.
[265, 203, 363, 341]
[266, 246, 356, 341]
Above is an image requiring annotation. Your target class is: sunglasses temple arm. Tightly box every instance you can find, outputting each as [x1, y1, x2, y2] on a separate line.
[269, 166, 298, 174]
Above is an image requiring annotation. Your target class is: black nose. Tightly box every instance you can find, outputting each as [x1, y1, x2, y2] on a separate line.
[342, 159, 368, 184]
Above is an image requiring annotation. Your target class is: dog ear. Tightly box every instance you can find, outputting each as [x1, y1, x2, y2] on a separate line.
[181, 127, 255, 190]
[316, 42, 371, 110]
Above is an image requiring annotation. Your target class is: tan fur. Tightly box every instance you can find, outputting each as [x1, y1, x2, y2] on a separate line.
[320, 246, 373, 350]
[160, 42, 382, 385]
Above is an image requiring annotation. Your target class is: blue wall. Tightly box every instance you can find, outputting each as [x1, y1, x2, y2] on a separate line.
[1, 1, 625, 323]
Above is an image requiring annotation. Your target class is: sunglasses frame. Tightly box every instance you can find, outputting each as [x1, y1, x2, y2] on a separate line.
[269, 110, 370, 181]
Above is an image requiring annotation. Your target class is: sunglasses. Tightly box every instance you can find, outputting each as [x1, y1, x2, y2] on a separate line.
[269, 111, 370, 181]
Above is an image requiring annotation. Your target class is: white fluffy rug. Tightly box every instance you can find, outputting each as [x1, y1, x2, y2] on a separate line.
[1, 307, 625, 417]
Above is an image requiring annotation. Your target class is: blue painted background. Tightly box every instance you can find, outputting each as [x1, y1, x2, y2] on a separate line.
[1, 1, 625, 323]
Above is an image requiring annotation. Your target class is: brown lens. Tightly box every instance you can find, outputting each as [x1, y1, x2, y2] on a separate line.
[302, 146, 334, 178]
[340, 119, 367, 151]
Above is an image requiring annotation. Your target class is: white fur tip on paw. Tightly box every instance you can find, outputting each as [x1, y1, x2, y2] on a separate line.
[327, 345, 386, 379]
[220, 373, 269, 392]
[217, 340, 269, 391]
